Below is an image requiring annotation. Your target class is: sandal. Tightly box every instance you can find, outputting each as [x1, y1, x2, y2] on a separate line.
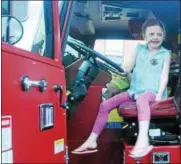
[71, 147, 98, 154]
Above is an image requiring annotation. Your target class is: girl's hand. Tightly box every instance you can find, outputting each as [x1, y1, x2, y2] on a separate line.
[155, 93, 162, 101]
[119, 71, 127, 77]
[119, 67, 128, 77]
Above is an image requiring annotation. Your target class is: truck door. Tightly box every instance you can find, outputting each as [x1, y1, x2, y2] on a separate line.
[2, 1, 70, 163]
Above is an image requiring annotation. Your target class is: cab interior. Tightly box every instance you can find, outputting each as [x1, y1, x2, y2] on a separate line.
[62, 1, 180, 163]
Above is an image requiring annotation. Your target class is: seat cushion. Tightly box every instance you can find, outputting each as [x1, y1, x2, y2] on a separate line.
[118, 97, 178, 118]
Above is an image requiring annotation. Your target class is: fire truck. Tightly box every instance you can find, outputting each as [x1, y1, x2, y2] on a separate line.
[1, 1, 180, 163]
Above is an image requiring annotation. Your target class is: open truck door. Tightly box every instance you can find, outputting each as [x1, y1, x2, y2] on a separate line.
[1, 1, 73, 163]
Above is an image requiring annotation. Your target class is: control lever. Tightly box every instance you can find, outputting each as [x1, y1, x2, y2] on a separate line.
[54, 84, 69, 110]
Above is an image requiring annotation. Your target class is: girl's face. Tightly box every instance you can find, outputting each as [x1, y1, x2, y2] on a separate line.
[144, 25, 165, 50]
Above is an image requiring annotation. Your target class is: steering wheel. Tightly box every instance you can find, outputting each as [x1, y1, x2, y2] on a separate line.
[67, 39, 126, 75]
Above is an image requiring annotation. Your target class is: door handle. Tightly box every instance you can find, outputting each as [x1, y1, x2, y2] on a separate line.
[54, 84, 69, 110]
[21, 76, 48, 92]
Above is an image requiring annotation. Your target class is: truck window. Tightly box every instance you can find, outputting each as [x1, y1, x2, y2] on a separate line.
[63, 36, 84, 67]
[94, 39, 125, 65]
[11, 1, 29, 22]
[94, 39, 146, 67]
[2, 1, 9, 15]
[2, 1, 54, 59]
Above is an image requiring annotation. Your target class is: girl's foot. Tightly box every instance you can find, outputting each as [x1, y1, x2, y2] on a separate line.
[71, 140, 97, 154]
[130, 142, 149, 155]
[129, 145, 153, 158]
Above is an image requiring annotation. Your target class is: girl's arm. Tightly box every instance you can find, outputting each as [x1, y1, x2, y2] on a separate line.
[156, 54, 171, 101]
[122, 47, 137, 74]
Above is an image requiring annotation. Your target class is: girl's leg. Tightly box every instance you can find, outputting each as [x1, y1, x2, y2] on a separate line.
[72, 91, 132, 152]
[131, 92, 155, 155]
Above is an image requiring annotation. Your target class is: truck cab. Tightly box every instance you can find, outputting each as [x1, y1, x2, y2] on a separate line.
[1, 1, 180, 164]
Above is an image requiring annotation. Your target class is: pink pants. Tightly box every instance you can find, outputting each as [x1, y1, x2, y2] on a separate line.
[92, 91, 155, 135]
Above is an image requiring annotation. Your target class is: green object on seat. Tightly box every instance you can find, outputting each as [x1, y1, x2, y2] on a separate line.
[111, 73, 130, 91]
[168, 87, 171, 96]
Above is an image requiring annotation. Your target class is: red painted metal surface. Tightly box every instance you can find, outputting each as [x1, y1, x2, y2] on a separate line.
[124, 143, 181, 164]
[67, 86, 124, 164]
[61, 1, 73, 49]
[53, 1, 62, 63]
[2, 1, 77, 163]
[2, 44, 63, 69]
[2, 44, 67, 163]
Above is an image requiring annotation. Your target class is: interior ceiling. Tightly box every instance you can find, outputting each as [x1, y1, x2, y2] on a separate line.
[71, 1, 180, 39]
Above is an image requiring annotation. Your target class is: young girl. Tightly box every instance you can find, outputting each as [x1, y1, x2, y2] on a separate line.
[71, 18, 171, 158]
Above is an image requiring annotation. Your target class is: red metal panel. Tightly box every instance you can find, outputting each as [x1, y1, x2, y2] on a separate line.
[61, 1, 73, 49]
[124, 144, 181, 164]
[67, 86, 123, 164]
[2, 44, 67, 163]
[2, 44, 64, 69]
[53, 1, 61, 63]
